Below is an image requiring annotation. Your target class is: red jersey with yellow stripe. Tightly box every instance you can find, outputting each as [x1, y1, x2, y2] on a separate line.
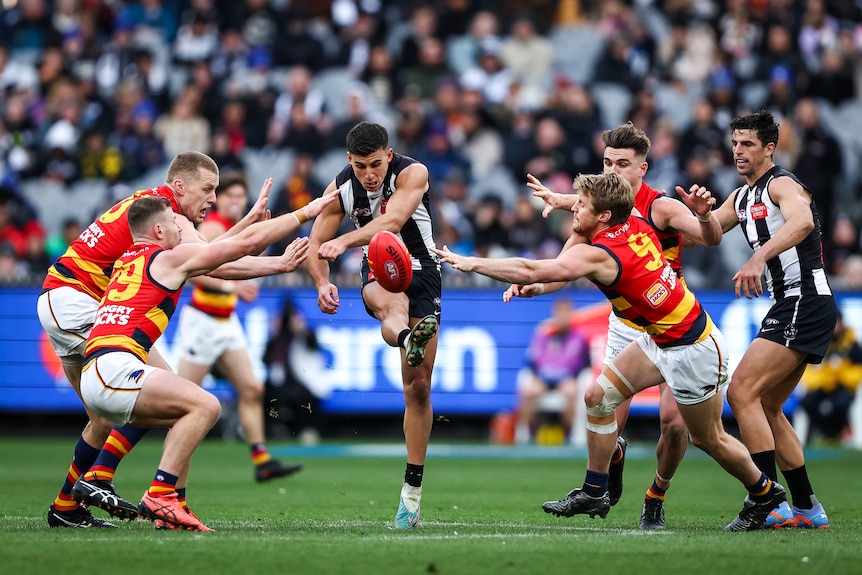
[42, 186, 180, 300]
[189, 211, 238, 318]
[591, 216, 711, 348]
[635, 181, 683, 279]
[84, 243, 182, 363]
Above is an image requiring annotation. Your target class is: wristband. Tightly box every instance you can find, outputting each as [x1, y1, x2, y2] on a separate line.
[292, 207, 309, 225]
[537, 283, 545, 295]
[696, 211, 712, 223]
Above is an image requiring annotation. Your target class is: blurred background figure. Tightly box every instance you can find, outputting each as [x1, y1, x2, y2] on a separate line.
[263, 299, 330, 446]
[798, 311, 862, 446]
[516, 297, 591, 445]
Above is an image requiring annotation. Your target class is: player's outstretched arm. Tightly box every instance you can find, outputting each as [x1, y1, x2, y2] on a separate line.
[214, 178, 274, 241]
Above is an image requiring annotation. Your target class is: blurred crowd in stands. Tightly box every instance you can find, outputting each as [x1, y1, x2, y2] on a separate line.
[0, 0, 860, 290]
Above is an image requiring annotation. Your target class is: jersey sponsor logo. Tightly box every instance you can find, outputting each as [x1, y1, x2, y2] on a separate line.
[94, 304, 135, 327]
[78, 222, 106, 248]
[750, 202, 768, 220]
[644, 281, 669, 307]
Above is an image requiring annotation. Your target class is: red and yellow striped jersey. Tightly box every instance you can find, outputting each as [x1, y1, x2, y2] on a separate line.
[635, 181, 683, 280]
[189, 211, 237, 318]
[84, 243, 182, 363]
[590, 216, 711, 348]
[43, 186, 180, 300]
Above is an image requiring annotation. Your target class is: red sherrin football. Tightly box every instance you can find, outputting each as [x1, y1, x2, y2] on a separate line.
[368, 230, 413, 293]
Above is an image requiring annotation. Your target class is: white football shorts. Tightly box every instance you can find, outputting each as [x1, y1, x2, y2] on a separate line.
[81, 352, 157, 425]
[176, 305, 248, 365]
[37, 286, 99, 364]
[603, 312, 644, 366]
[635, 324, 729, 406]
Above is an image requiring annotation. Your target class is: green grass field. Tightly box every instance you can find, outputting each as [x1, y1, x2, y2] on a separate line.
[1, 437, 860, 575]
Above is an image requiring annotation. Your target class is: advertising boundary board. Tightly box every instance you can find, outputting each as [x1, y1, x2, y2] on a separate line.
[2, 288, 859, 417]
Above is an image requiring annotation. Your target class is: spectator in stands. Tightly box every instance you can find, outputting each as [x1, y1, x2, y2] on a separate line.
[547, 81, 601, 171]
[499, 12, 553, 90]
[436, 0, 477, 41]
[459, 36, 514, 107]
[509, 195, 556, 260]
[187, 59, 225, 127]
[208, 128, 245, 174]
[521, 116, 576, 183]
[516, 296, 590, 445]
[823, 212, 861, 279]
[271, 6, 326, 72]
[412, 116, 471, 187]
[799, 311, 862, 444]
[593, 36, 642, 93]
[804, 49, 857, 105]
[5, 0, 62, 57]
[154, 88, 211, 158]
[679, 98, 729, 168]
[79, 130, 123, 183]
[173, 10, 219, 66]
[118, 100, 165, 180]
[764, 64, 797, 117]
[45, 216, 82, 261]
[210, 26, 249, 86]
[331, 10, 379, 77]
[273, 65, 326, 134]
[792, 98, 842, 228]
[471, 193, 511, 262]
[835, 255, 862, 291]
[451, 107, 503, 179]
[402, 37, 456, 104]
[362, 44, 401, 109]
[263, 298, 329, 445]
[755, 23, 806, 88]
[394, 6, 439, 71]
[0, 240, 28, 284]
[117, 0, 179, 44]
[324, 85, 371, 153]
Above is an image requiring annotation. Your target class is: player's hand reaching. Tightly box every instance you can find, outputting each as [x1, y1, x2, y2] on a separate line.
[279, 236, 309, 273]
[247, 178, 273, 223]
[676, 183, 717, 220]
[503, 283, 545, 302]
[300, 188, 341, 222]
[527, 174, 558, 218]
[317, 282, 340, 314]
[430, 245, 475, 272]
[234, 280, 260, 303]
[733, 253, 765, 299]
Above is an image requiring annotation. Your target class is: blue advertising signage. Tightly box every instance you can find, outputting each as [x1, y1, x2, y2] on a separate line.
[1, 288, 859, 416]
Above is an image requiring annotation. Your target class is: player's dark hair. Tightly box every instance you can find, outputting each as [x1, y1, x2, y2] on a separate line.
[216, 171, 247, 196]
[602, 122, 651, 158]
[346, 121, 389, 156]
[730, 110, 779, 147]
[128, 196, 172, 236]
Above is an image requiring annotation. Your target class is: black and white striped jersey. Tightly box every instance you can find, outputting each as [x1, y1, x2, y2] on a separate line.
[733, 165, 831, 301]
[335, 153, 438, 271]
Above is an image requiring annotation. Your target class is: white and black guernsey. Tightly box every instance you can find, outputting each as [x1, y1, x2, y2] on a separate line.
[335, 153, 439, 272]
[733, 165, 832, 301]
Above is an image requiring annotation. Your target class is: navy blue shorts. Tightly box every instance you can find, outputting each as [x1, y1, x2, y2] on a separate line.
[756, 295, 837, 364]
[360, 258, 441, 321]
